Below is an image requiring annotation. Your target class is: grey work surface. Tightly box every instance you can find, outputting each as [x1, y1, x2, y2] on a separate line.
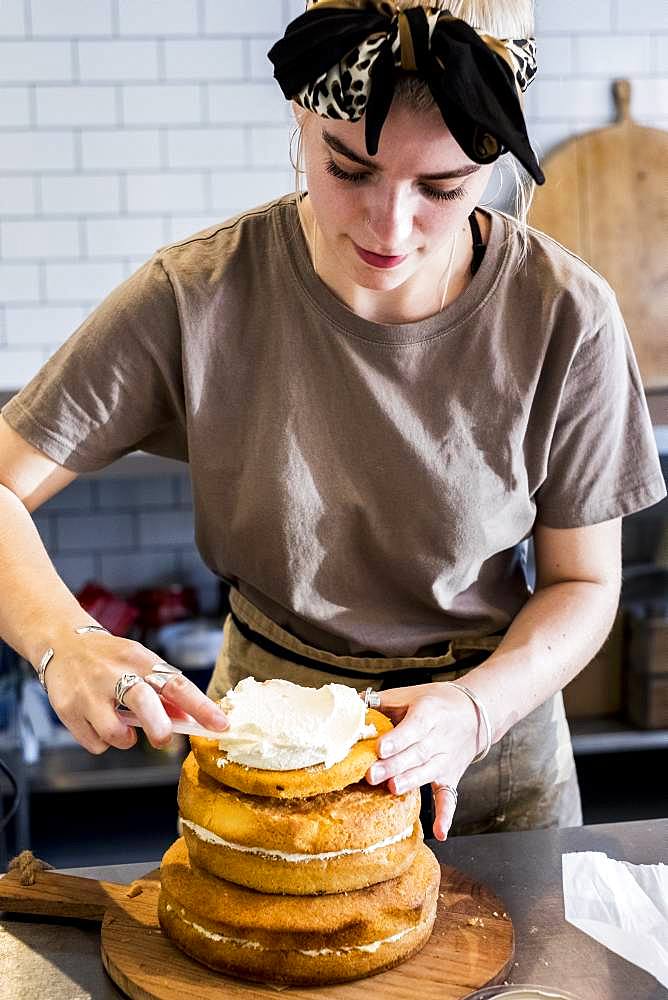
[1, 819, 666, 1000]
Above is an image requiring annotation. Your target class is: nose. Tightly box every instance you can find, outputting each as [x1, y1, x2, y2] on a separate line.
[364, 186, 414, 254]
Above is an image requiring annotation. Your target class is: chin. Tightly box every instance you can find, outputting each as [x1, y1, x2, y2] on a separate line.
[353, 269, 407, 292]
[345, 249, 412, 289]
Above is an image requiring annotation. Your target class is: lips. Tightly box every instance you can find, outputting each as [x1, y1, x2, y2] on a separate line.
[353, 242, 409, 269]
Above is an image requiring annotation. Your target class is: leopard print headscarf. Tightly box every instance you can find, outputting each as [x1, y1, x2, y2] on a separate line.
[268, 0, 543, 184]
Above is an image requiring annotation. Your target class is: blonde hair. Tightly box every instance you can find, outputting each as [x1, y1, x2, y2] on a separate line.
[292, 0, 537, 263]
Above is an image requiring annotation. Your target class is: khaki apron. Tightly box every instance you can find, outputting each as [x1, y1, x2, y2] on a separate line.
[206, 588, 582, 837]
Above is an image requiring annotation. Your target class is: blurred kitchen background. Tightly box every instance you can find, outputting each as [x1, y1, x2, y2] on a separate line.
[0, 1, 666, 869]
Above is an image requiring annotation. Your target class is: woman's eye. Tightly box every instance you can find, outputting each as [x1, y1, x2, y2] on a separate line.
[325, 158, 368, 184]
[420, 184, 465, 202]
[325, 157, 466, 203]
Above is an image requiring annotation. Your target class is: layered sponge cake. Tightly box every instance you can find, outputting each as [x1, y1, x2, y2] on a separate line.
[159, 836, 440, 985]
[158, 677, 440, 984]
[179, 752, 422, 894]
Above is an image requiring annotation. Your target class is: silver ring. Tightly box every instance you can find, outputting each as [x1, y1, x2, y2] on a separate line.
[114, 672, 145, 708]
[363, 687, 382, 709]
[144, 661, 183, 693]
[434, 783, 458, 809]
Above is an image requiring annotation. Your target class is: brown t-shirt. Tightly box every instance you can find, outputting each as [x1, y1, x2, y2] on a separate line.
[3, 195, 665, 656]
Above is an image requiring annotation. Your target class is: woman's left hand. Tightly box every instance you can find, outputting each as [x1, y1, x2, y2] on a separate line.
[365, 682, 481, 841]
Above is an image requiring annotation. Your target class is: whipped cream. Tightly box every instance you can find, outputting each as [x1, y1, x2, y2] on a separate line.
[166, 902, 430, 956]
[299, 920, 427, 955]
[181, 818, 414, 861]
[215, 677, 377, 770]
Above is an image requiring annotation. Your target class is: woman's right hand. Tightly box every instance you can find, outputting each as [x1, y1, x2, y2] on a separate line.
[42, 630, 229, 754]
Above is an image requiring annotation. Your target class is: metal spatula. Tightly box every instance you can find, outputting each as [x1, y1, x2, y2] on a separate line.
[115, 709, 225, 741]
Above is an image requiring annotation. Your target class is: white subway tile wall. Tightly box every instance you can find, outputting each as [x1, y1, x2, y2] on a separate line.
[0, 0, 666, 384]
[0, 0, 26, 37]
[117, 0, 199, 37]
[1, 0, 666, 607]
[44, 261, 125, 303]
[31, 476, 221, 614]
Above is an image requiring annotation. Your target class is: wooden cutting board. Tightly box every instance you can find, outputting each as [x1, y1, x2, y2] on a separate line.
[528, 79, 668, 389]
[0, 860, 514, 999]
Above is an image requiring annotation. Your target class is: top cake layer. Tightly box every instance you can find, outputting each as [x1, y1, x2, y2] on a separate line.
[191, 707, 392, 798]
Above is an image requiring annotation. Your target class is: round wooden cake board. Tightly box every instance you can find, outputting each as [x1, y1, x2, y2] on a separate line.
[101, 864, 514, 1000]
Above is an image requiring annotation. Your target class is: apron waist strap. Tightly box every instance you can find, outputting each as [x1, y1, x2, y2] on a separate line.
[229, 592, 505, 687]
[230, 609, 390, 680]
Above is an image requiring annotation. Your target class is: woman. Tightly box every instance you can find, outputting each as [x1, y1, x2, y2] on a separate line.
[0, 0, 664, 842]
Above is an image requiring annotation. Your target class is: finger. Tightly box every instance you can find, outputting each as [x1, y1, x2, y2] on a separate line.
[374, 753, 450, 797]
[372, 702, 409, 725]
[367, 727, 438, 785]
[375, 700, 436, 760]
[369, 684, 433, 727]
[61, 715, 113, 755]
[358, 688, 404, 721]
[432, 783, 458, 841]
[150, 673, 228, 731]
[93, 717, 139, 752]
[82, 704, 140, 752]
[121, 681, 175, 749]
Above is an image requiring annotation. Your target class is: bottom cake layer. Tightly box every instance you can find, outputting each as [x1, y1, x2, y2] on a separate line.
[158, 837, 440, 985]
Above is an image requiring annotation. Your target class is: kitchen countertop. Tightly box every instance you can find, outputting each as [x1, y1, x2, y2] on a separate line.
[1, 819, 666, 1000]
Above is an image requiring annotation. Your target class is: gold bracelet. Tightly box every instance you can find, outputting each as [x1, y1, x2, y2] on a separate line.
[448, 681, 493, 763]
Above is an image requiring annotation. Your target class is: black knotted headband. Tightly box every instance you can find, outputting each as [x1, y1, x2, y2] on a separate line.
[268, 0, 544, 184]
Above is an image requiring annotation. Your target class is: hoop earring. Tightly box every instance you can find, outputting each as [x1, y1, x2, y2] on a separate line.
[439, 229, 459, 312]
[292, 126, 306, 200]
[480, 163, 504, 208]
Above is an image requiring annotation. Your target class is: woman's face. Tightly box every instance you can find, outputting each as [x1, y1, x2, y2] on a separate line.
[300, 98, 494, 294]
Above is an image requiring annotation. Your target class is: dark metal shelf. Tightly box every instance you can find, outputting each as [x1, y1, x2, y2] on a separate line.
[570, 716, 668, 755]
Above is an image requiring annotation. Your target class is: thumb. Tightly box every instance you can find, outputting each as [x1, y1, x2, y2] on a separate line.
[365, 684, 429, 723]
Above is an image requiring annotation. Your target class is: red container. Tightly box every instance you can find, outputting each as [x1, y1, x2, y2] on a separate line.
[76, 582, 139, 637]
[132, 584, 199, 631]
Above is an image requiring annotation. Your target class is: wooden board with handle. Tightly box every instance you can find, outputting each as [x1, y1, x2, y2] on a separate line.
[528, 79, 668, 389]
[0, 861, 514, 999]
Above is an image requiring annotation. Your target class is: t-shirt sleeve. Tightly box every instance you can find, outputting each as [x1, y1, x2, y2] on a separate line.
[535, 293, 666, 528]
[1, 255, 187, 472]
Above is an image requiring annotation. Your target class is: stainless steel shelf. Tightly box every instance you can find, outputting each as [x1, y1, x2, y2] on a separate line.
[27, 739, 188, 793]
[570, 716, 668, 755]
[24, 717, 668, 795]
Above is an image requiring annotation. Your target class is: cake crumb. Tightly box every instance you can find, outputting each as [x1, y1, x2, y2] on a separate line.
[467, 917, 485, 927]
[125, 883, 143, 898]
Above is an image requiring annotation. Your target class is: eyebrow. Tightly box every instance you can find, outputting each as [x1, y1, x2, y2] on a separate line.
[322, 130, 481, 180]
